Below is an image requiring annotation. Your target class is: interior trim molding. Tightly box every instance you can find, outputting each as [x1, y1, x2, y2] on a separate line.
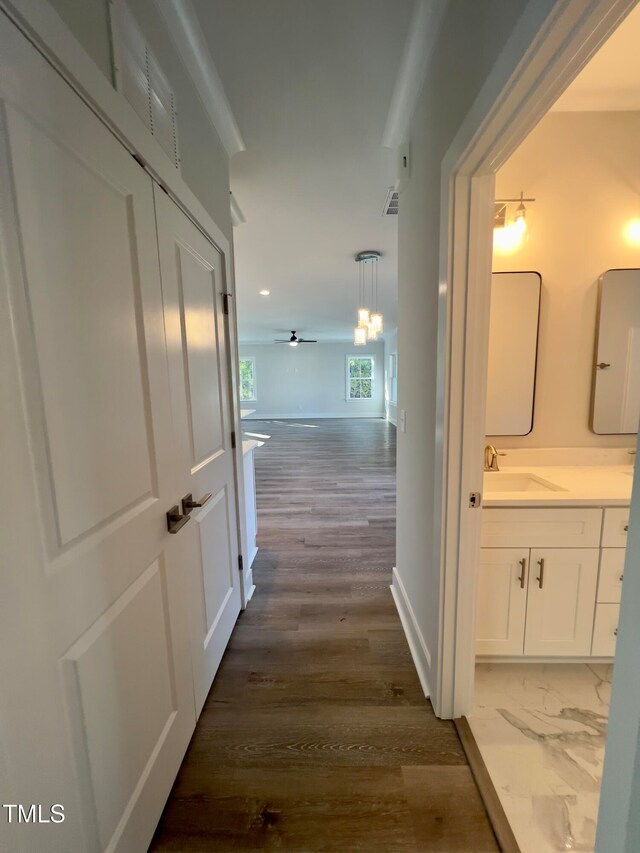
[230, 192, 246, 226]
[454, 717, 521, 853]
[154, 0, 245, 157]
[381, 0, 449, 149]
[390, 567, 432, 697]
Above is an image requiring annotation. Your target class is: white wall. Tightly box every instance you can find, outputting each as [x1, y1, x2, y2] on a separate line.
[384, 329, 398, 426]
[394, 0, 539, 698]
[238, 341, 385, 419]
[45, 0, 233, 240]
[492, 110, 640, 449]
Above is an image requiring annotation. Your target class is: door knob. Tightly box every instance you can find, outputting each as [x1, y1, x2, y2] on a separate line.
[182, 493, 212, 514]
[167, 505, 190, 534]
[596, 362, 611, 369]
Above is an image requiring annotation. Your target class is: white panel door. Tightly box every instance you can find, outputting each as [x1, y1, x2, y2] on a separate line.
[524, 549, 599, 656]
[0, 15, 194, 853]
[476, 549, 528, 655]
[154, 187, 242, 716]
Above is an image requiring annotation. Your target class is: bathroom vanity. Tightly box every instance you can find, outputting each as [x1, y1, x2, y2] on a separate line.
[477, 461, 632, 660]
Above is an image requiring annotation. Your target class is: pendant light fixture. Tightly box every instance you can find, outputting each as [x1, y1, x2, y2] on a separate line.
[353, 251, 383, 346]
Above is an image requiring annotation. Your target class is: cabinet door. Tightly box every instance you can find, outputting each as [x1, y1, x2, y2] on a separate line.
[592, 603, 620, 657]
[601, 508, 629, 548]
[476, 549, 528, 655]
[525, 549, 599, 656]
[597, 549, 625, 603]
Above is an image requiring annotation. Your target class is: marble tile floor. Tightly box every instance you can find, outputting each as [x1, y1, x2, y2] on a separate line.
[467, 663, 613, 853]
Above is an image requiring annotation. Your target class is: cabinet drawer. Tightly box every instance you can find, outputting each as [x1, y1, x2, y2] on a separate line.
[592, 603, 620, 657]
[597, 549, 625, 603]
[481, 508, 603, 548]
[601, 508, 629, 548]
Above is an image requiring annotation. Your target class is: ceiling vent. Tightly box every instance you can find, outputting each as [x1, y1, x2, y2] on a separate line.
[382, 187, 399, 216]
[110, 2, 180, 170]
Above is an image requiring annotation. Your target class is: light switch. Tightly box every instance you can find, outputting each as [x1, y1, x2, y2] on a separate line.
[400, 409, 406, 433]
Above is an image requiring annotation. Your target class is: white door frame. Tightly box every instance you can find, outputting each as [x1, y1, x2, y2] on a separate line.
[433, 0, 638, 719]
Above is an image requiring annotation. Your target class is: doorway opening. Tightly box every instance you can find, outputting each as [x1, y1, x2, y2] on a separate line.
[437, 0, 639, 850]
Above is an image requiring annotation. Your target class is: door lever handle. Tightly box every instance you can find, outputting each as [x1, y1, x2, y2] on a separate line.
[182, 492, 212, 514]
[167, 505, 190, 534]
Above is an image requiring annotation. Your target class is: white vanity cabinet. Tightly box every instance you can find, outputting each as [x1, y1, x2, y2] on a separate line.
[476, 546, 598, 657]
[590, 508, 628, 655]
[477, 506, 628, 660]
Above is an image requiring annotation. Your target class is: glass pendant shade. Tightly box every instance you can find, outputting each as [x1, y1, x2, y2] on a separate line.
[370, 312, 383, 334]
[367, 325, 378, 341]
[357, 307, 370, 328]
[353, 326, 367, 346]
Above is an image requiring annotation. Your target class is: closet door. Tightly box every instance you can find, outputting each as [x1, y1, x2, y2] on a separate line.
[0, 14, 194, 853]
[154, 187, 242, 716]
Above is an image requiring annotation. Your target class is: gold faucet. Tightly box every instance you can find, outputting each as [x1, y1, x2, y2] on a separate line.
[484, 444, 504, 472]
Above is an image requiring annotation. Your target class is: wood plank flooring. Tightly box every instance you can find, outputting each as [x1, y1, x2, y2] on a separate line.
[151, 418, 498, 852]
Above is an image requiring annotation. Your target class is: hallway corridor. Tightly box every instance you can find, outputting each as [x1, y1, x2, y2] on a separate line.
[151, 419, 498, 851]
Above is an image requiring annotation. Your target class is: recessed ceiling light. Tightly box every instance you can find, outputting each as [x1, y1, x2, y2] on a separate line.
[259, 289, 270, 296]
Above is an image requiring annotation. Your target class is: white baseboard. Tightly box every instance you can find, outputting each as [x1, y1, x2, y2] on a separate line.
[477, 655, 614, 664]
[243, 412, 385, 420]
[391, 567, 432, 698]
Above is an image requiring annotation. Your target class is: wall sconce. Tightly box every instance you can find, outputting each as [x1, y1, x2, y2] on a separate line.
[624, 218, 640, 247]
[493, 192, 535, 254]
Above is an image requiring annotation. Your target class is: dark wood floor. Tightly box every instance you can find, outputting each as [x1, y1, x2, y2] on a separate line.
[151, 418, 498, 852]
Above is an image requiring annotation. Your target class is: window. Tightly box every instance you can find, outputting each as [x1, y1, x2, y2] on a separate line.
[389, 353, 398, 404]
[347, 355, 374, 399]
[239, 357, 256, 401]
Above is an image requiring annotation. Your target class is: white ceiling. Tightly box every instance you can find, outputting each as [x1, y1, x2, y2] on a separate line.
[552, 3, 640, 112]
[192, 0, 415, 342]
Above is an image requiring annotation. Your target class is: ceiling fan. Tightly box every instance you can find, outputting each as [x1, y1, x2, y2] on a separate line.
[274, 330, 317, 347]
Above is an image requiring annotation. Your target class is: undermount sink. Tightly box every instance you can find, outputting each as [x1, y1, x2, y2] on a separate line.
[483, 472, 565, 493]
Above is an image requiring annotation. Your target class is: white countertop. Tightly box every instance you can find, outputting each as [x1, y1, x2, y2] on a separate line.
[242, 439, 260, 456]
[483, 465, 633, 507]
